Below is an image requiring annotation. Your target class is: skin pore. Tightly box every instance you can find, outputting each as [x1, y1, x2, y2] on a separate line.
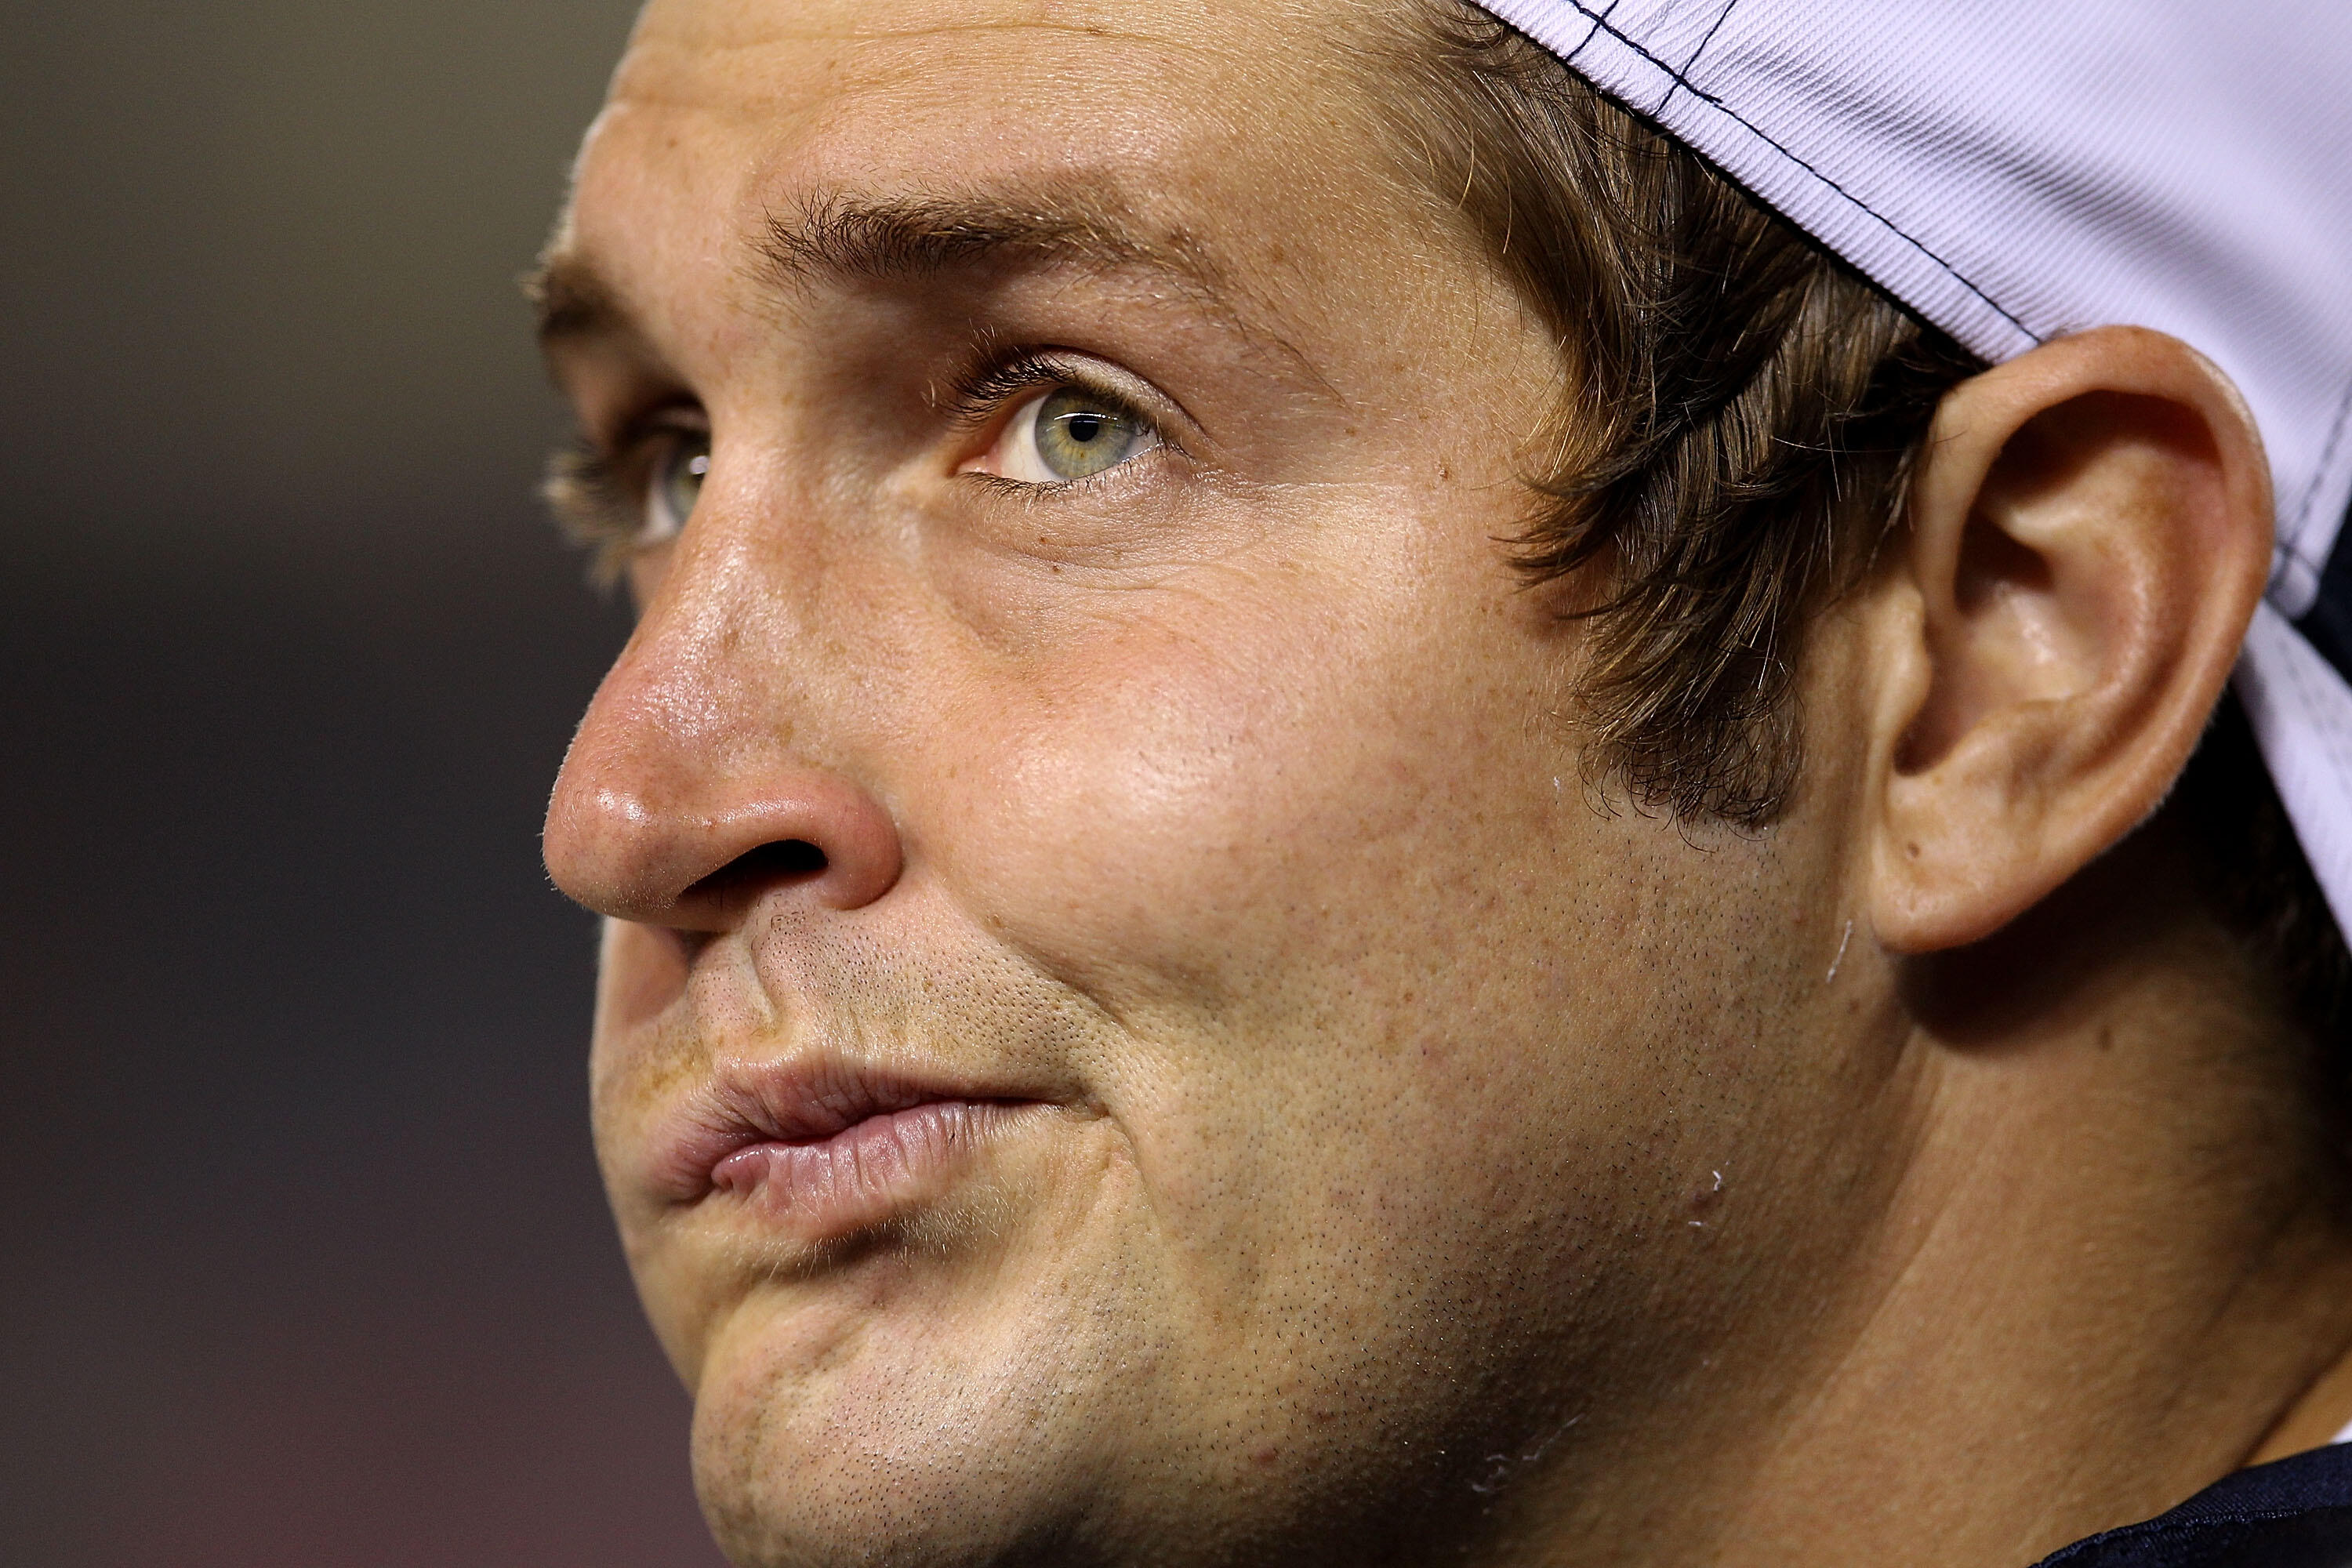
[535, 2, 2352, 1564]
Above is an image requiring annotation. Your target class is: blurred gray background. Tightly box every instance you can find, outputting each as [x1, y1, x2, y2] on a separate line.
[0, 2, 731, 1561]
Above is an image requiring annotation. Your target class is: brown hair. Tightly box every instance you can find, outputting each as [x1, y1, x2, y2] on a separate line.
[1369, 1, 2349, 1046]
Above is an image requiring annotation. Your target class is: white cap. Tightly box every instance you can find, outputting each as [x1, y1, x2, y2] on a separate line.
[1478, 0, 2352, 935]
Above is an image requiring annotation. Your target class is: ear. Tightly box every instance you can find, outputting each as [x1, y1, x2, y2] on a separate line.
[1866, 325, 2273, 953]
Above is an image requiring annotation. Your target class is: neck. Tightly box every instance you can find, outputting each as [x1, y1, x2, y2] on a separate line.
[1722, 847, 2352, 1566]
[1492, 837, 2352, 1568]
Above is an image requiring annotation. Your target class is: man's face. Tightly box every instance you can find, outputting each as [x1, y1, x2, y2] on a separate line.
[542, 2, 1888, 1561]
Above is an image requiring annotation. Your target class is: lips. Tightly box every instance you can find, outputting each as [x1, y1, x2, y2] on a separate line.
[649, 1057, 1044, 1239]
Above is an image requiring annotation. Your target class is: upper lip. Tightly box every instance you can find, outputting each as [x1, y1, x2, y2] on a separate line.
[646, 1053, 1046, 1204]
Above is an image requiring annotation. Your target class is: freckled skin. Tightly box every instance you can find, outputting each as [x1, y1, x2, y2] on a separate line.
[538, 2, 2352, 1566]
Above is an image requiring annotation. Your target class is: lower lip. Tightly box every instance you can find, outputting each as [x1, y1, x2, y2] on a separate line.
[707, 1100, 1026, 1239]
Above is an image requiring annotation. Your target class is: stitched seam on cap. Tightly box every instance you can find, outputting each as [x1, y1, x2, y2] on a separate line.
[1657, 0, 1746, 118]
[2289, 373, 2352, 548]
[1560, 0, 1624, 64]
[1560, 12, 1609, 64]
[1553, 0, 2038, 344]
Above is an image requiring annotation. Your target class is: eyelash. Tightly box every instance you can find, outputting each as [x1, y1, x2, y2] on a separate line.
[543, 350, 1165, 581]
[541, 423, 692, 590]
[946, 350, 1091, 427]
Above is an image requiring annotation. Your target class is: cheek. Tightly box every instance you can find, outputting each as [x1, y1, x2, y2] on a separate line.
[595, 917, 691, 1032]
[911, 557, 1611, 1273]
[930, 565, 1534, 1008]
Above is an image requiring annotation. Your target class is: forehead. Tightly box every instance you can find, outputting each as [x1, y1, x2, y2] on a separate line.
[558, 0, 1429, 337]
[598, 0, 1354, 169]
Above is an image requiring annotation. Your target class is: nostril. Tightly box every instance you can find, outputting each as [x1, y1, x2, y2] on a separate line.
[683, 839, 828, 906]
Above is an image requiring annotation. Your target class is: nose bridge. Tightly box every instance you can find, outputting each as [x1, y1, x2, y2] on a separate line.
[610, 527, 796, 775]
[543, 517, 903, 927]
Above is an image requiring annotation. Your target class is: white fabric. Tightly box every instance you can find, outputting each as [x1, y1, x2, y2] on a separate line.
[1479, 0, 2352, 931]
[2239, 605, 2352, 934]
[2336, 1415, 2352, 1446]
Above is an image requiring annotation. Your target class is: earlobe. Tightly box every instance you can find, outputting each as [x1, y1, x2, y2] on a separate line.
[1866, 327, 2272, 953]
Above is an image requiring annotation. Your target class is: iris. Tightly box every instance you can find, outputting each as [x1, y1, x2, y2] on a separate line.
[647, 429, 710, 543]
[1029, 387, 1145, 481]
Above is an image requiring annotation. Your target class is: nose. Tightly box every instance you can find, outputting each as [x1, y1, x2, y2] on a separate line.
[543, 622, 902, 932]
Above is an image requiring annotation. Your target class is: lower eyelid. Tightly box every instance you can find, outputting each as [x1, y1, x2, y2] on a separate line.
[992, 439, 1175, 505]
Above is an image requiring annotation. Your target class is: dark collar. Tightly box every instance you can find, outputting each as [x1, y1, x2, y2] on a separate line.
[2033, 1443, 2352, 1567]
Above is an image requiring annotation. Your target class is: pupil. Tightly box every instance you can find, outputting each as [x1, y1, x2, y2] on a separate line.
[1065, 413, 1103, 444]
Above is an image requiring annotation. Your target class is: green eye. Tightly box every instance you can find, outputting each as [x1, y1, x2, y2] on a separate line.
[646, 428, 710, 543]
[1030, 387, 1147, 481]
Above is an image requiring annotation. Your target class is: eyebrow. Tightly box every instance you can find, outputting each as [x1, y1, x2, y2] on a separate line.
[526, 254, 621, 346]
[528, 187, 1232, 349]
[757, 190, 1218, 293]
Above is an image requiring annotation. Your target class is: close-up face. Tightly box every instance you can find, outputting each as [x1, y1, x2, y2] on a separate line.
[539, 1, 1904, 1561]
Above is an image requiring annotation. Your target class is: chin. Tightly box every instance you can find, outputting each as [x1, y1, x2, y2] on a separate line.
[681, 1265, 1135, 1568]
[651, 1131, 1166, 1568]
[673, 1249, 1542, 1568]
